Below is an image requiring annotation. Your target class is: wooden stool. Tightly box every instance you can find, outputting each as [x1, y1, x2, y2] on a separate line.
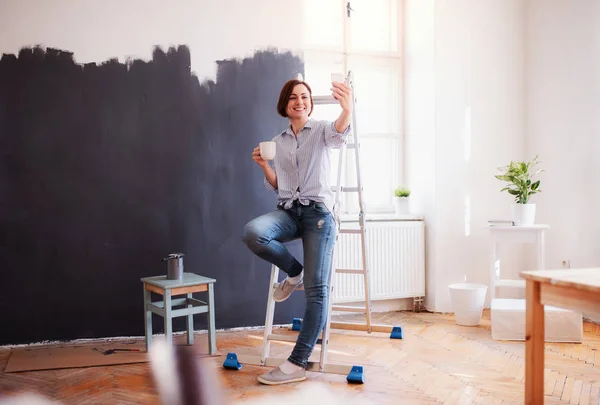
[141, 273, 216, 355]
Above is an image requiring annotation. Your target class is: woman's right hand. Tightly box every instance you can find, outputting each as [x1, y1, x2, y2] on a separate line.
[252, 145, 269, 168]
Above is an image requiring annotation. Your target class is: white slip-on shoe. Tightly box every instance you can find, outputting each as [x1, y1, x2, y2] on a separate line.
[257, 367, 307, 385]
[273, 274, 303, 302]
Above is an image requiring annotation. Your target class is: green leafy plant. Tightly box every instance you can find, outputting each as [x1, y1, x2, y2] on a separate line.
[494, 155, 543, 204]
[394, 185, 411, 198]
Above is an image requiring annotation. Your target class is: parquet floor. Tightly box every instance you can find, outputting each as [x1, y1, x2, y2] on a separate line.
[1, 310, 599, 404]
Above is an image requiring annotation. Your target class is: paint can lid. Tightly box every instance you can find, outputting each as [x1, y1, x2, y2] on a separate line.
[162, 253, 186, 261]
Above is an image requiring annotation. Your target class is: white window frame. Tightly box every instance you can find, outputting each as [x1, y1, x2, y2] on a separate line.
[303, 0, 404, 214]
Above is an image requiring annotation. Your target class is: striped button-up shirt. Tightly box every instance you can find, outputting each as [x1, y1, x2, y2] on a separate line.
[264, 118, 351, 212]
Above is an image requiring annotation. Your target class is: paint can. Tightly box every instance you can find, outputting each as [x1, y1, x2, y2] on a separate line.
[162, 253, 185, 280]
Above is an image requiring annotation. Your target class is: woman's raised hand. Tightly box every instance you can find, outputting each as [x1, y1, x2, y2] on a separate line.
[331, 81, 353, 113]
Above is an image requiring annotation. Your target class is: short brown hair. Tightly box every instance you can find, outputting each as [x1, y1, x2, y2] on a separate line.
[276, 79, 313, 118]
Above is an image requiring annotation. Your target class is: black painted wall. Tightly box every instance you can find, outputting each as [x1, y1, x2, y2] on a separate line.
[0, 45, 305, 345]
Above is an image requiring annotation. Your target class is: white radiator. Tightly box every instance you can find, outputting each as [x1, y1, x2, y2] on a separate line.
[331, 220, 426, 303]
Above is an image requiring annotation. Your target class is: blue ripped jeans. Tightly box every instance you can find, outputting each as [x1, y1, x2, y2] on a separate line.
[242, 201, 337, 368]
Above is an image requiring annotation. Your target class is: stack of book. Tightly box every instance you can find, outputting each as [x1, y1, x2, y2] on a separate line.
[488, 220, 514, 227]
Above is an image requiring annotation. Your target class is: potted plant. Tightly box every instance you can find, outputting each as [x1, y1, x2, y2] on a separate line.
[494, 155, 543, 225]
[393, 185, 411, 215]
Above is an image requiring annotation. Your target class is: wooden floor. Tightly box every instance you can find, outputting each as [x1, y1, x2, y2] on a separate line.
[1, 311, 599, 404]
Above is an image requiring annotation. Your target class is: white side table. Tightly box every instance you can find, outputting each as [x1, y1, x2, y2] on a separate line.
[487, 224, 582, 343]
[487, 224, 549, 301]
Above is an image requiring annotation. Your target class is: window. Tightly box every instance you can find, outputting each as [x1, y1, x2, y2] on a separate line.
[302, 0, 403, 214]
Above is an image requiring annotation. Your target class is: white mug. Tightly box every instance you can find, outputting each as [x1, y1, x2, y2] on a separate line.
[331, 72, 345, 84]
[260, 141, 276, 160]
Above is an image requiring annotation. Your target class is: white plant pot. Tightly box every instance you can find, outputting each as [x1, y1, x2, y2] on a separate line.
[512, 203, 536, 226]
[394, 197, 410, 215]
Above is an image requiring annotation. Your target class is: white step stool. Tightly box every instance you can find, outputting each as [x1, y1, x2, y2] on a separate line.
[491, 298, 583, 342]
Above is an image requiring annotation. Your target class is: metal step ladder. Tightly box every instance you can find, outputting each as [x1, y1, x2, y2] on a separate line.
[223, 71, 402, 384]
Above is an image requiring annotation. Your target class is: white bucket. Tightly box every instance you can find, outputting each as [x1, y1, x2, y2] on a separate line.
[448, 283, 488, 326]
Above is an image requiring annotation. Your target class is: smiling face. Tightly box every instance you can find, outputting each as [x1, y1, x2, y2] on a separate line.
[277, 79, 314, 119]
[286, 84, 312, 119]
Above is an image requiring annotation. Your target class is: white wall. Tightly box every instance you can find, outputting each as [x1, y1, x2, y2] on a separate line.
[0, 0, 304, 82]
[405, 0, 525, 312]
[524, 0, 600, 271]
[404, 0, 438, 311]
[406, 0, 600, 313]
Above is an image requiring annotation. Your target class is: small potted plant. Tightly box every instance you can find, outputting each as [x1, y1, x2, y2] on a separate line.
[393, 185, 411, 215]
[494, 155, 543, 225]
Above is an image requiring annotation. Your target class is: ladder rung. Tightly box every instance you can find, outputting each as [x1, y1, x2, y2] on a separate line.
[312, 95, 338, 105]
[330, 322, 395, 333]
[346, 143, 357, 149]
[342, 186, 359, 192]
[332, 305, 366, 313]
[267, 334, 297, 343]
[236, 354, 352, 375]
[339, 229, 362, 234]
[335, 268, 365, 274]
[330, 186, 360, 192]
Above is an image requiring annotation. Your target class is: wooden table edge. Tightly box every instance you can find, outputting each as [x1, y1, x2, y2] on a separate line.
[520, 269, 600, 295]
[145, 283, 210, 296]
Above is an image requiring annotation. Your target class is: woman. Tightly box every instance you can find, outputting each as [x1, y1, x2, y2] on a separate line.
[242, 76, 353, 385]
